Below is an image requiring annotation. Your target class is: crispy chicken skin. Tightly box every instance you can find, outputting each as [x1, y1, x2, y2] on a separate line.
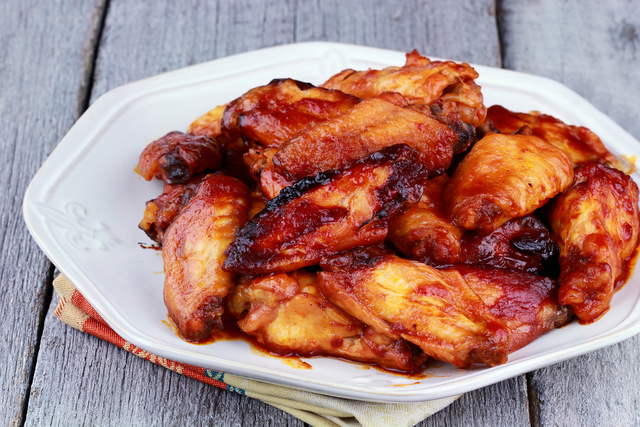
[138, 131, 223, 184]
[387, 175, 464, 264]
[453, 266, 568, 352]
[322, 50, 487, 129]
[223, 145, 428, 276]
[272, 93, 456, 180]
[318, 254, 511, 368]
[221, 78, 361, 147]
[486, 105, 621, 170]
[188, 104, 226, 138]
[444, 132, 574, 235]
[163, 174, 250, 342]
[227, 270, 428, 371]
[548, 163, 640, 323]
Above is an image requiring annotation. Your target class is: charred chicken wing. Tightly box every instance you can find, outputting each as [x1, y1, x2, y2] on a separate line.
[548, 163, 640, 323]
[227, 270, 427, 371]
[163, 174, 250, 342]
[318, 254, 511, 368]
[444, 132, 574, 235]
[454, 216, 559, 276]
[223, 145, 428, 275]
[138, 131, 223, 184]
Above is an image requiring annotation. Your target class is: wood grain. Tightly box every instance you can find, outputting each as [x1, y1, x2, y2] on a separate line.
[0, 0, 105, 425]
[498, 1, 640, 425]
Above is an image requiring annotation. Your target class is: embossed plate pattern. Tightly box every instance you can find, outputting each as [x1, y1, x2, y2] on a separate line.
[23, 43, 640, 402]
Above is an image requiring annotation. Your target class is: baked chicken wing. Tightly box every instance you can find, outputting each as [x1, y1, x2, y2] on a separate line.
[322, 50, 487, 129]
[223, 144, 428, 275]
[138, 131, 223, 184]
[548, 163, 640, 323]
[453, 266, 569, 352]
[221, 78, 361, 147]
[227, 270, 427, 371]
[486, 105, 623, 170]
[387, 175, 464, 265]
[272, 92, 456, 180]
[163, 174, 250, 341]
[318, 254, 511, 368]
[444, 132, 574, 235]
[455, 215, 559, 276]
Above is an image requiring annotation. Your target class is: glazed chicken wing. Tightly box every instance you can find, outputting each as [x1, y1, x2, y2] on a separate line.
[455, 215, 559, 276]
[322, 50, 487, 129]
[548, 163, 640, 323]
[272, 92, 456, 180]
[138, 131, 223, 184]
[163, 174, 250, 342]
[453, 266, 569, 352]
[318, 254, 511, 368]
[227, 270, 427, 371]
[486, 105, 623, 170]
[223, 145, 428, 275]
[387, 175, 464, 265]
[221, 78, 361, 147]
[444, 132, 574, 235]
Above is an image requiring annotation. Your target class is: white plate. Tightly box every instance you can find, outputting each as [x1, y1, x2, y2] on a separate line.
[23, 42, 640, 402]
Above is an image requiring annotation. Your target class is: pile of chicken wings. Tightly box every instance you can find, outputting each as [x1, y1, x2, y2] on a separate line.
[137, 51, 640, 370]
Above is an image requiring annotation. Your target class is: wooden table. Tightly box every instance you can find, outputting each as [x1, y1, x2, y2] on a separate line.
[3, 0, 640, 425]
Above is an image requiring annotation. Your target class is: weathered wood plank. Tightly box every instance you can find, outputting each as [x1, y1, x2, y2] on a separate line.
[498, 1, 640, 425]
[24, 0, 534, 426]
[26, 293, 301, 427]
[294, 0, 501, 65]
[0, 0, 105, 425]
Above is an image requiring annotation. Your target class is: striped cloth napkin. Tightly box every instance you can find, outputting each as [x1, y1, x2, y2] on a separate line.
[52, 275, 460, 427]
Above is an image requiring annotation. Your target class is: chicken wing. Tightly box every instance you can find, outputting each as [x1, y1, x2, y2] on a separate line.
[453, 266, 569, 352]
[318, 254, 511, 368]
[387, 175, 464, 265]
[137, 131, 223, 184]
[548, 163, 640, 323]
[221, 78, 361, 147]
[272, 93, 456, 180]
[322, 50, 486, 128]
[163, 173, 250, 342]
[455, 215, 559, 276]
[223, 144, 428, 275]
[227, 270, 427, 371]
[243, 145, 295, 199]
[444, 132, 574, 235]
[486, 105, 623, 170]
[138, 177, 204, 244]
